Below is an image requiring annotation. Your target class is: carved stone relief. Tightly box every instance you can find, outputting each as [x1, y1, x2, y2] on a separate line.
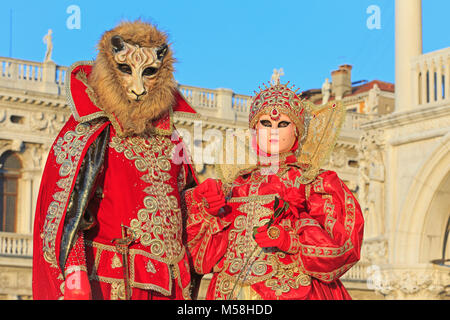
[370, 267, 449, 299]
[358, 129, 386, 237]
[31, 111, 66, 135]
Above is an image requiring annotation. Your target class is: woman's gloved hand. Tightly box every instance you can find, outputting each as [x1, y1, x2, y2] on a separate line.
[193, 178, 226, 216]
[254, 224, 291, 252]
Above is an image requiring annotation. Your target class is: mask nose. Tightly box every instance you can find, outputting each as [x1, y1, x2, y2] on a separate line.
[131, 89, 147, 100]
[270, 128, 280, 136]
[129, 75, 147, 100]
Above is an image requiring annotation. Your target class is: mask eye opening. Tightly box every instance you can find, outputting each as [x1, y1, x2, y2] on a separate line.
[117, 64, 132, 75]
[142, 67, 158, 77]
[278, 121, 291, 128]
[259, 120, 272, 128]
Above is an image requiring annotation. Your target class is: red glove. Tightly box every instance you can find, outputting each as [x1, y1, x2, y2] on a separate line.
[193, 178, 226, 216]
[64, 270, 92, 300]
[254, 225, 291, 252]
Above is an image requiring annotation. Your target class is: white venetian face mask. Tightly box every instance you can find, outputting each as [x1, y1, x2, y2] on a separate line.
[256, 113, 297, 155]
[111, 35, 168, 102]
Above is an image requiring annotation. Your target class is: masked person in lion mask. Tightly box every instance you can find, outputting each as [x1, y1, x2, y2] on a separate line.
[32, 20, 199, 300]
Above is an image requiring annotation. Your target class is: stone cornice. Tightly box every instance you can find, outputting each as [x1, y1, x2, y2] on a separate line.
[361, 104, 450, 130]
[0, 131, 55, 145]
[0, 87, 68, 110]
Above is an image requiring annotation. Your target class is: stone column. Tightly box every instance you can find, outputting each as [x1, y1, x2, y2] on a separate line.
[395, 0, 422, 112]
[216, 88, 235, 121]
[17, 171, 33, 234]
[41, 61, 59, 95]
[445, 55, 450, 100]
[436, 58, 443, 102]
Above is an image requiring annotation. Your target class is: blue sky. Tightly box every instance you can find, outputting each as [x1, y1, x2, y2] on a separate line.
[0, 0, 449, 95]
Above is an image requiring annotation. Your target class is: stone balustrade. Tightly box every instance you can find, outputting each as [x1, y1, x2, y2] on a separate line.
[412, 47, 450, 107]
[341, 262, 369, 282]
[179, 85, 218, 110]
[178, 85, 252, 122]
[0, 232, 33, 258]
[0, 58, 43, 82]
[0, 57, 67, 95]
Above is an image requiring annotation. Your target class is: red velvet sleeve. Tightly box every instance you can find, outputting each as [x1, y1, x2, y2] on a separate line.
[295, 170, 364, 283]
[184, 188, 231, 275]
[64, 231, 88, 278]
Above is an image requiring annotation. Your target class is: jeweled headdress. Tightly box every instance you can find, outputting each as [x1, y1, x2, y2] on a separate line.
[248, 80, 310, 149]
[217, 70, 346, 185]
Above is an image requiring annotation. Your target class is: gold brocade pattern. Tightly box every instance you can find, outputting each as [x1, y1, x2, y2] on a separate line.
[110, 281, 127, 300]
[264, 260, 311, 297]
[213, 169, 311, 299]
[109, 134, 183, 263]
[43, 121, 105, 271]
[323, 196, 336, 238]
[86, 240, 187, 298]
[225, 195, 274, 280]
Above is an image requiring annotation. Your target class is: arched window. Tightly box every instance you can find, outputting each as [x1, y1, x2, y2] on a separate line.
[0, 151, 22, 232]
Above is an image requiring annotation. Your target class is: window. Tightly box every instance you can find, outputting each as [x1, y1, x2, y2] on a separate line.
[0, 152, 22, 232]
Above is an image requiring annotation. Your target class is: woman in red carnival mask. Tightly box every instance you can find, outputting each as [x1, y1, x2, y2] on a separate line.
[184, 75, 364, 300]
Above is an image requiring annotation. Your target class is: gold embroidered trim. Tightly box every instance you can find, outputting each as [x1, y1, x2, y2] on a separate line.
[286, 233, 301, 254]
[65, 60, 107, 123]
[185, 189, 229, 274]
[86, 239, 186, 266]
[305, 184, 311, 201]
[323, 196, 336, 238]
[300, 239, 354, 258]
[343, 188, 356, 237]
[42, 121, 105, 271]
[86, 241, 186, 297]
[227, 194, 279, 204]
[297, 218, 321, 229]
[312, 175, 325, 193]
[64, 265, 88, 277]
[152, 107, 175, 137]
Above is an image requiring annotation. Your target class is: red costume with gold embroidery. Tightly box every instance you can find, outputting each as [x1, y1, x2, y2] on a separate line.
[185, 79, 364, 300]
[186, 156, 364, 299]
[32, 63, 198, 300]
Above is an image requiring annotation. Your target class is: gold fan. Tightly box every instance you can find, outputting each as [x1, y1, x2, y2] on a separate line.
[297, 100, 346, 184]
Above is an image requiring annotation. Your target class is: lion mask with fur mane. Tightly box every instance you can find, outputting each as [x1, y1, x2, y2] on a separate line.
[87, 20, 177, 136]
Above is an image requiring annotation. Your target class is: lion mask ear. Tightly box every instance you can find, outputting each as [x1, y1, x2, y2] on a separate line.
[111, 35, 125, 53]
[156, 43, 168, 61]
